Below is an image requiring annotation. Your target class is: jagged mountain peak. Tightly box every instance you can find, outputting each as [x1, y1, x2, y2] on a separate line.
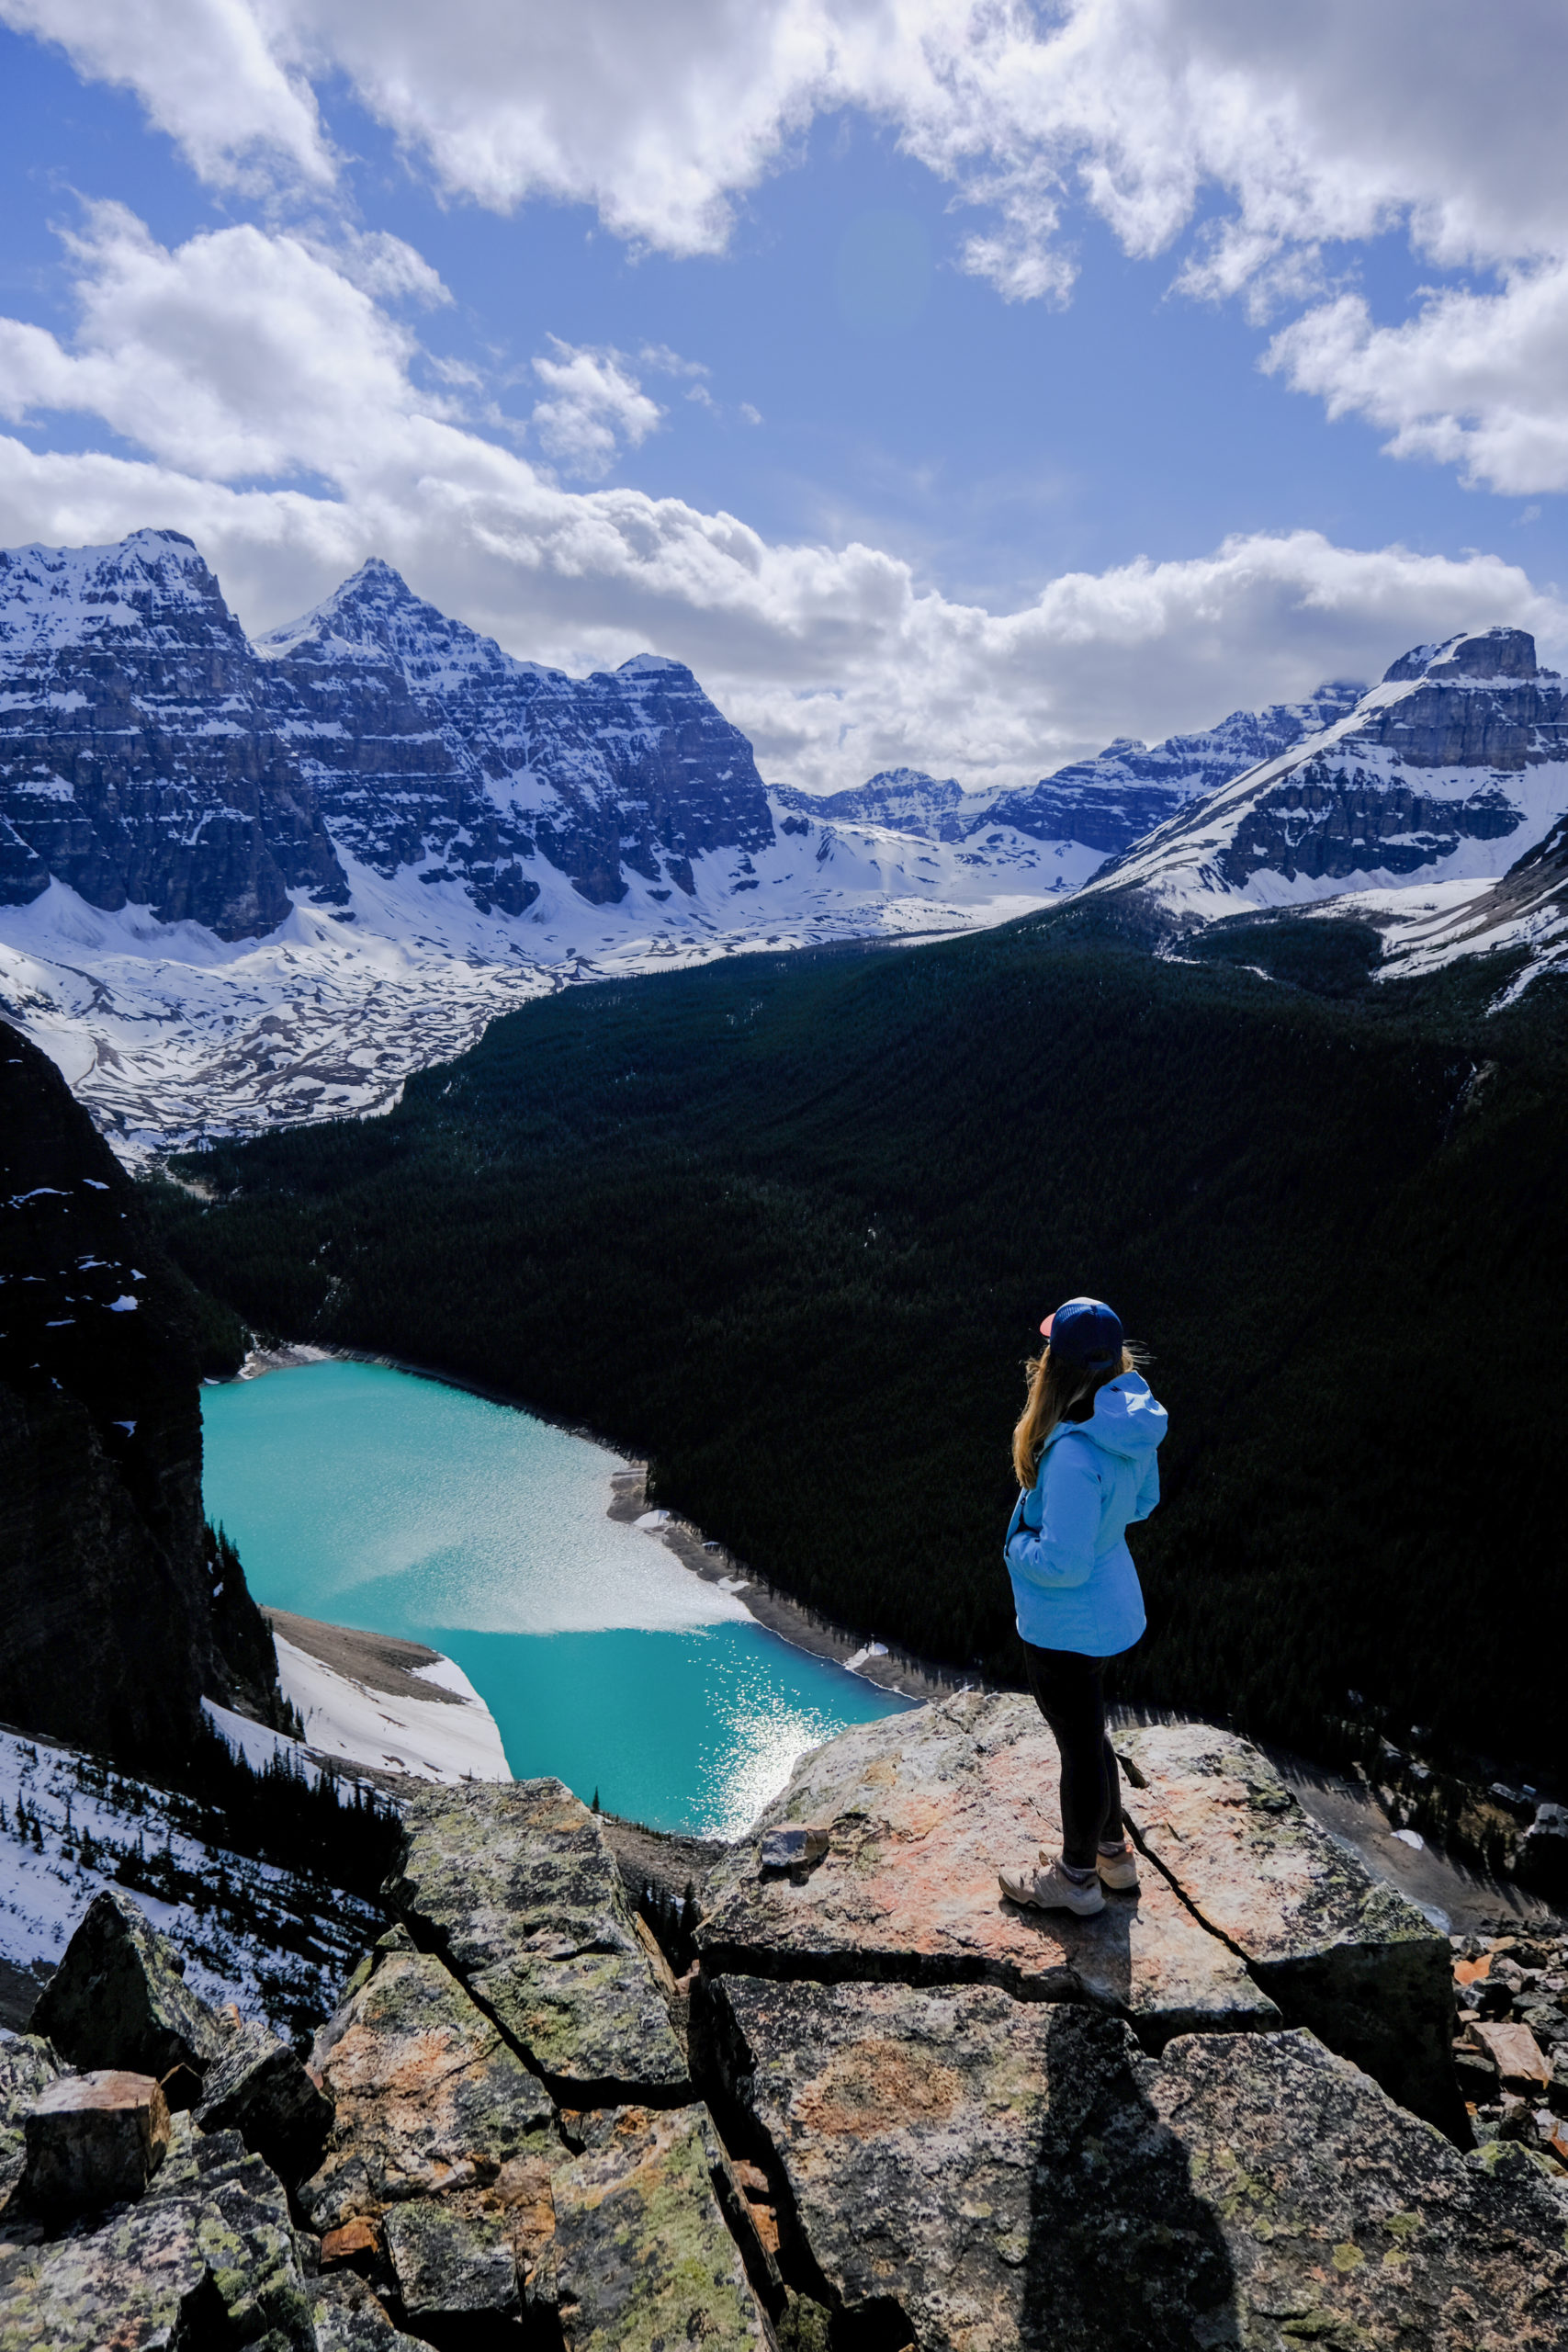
[0, 527, 239, 654]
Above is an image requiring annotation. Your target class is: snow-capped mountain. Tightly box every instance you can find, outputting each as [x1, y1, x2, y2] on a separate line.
[1084, 628, 1568, 930]
[6, 527, 1537, 1156]
[775, 768, 996, 841]
[0, 532, 1082, 1151]
[981, 683, 1366, 856]
[773, 686, 1367, 867]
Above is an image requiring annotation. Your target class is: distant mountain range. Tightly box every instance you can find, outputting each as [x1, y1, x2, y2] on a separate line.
[1, 528, 1562, 1150]
[1086, 627, 1568, 943]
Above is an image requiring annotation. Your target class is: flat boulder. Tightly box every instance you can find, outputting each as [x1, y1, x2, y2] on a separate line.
[1117, 1723, 1460, 2130]
[300, 1924, 555, 2238]
[699, 1694, 1278, 2041]
[549, 2103, 776, 2352]
[704, 1976, 1049, 2352]
[706, 1979, 1568, 2351]
[385, 1779, 691, 2100]
[28, 1887, 225, 2093]
[22, 2068, 170, 2216]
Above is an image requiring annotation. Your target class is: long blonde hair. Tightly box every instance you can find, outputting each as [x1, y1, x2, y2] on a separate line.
[1012, 1343, 1138, 1488]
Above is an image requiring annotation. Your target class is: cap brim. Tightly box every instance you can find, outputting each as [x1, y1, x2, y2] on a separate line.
[1039, 1313, 1055, 1339]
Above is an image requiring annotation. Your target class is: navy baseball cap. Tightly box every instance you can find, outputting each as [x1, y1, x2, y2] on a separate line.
[1040, 1297, 1123, 1369]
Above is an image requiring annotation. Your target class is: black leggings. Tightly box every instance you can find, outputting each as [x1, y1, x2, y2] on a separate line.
[1021, 1643, 1125, 1871]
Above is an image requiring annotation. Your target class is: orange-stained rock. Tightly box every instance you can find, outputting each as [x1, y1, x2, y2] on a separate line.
[1469, 2019, 1551, 2092]
[1117, 1721, 1460, 2132]
[700, 1692, 1277, 2041]
[1454, 1954, 1493, 1986]
[299, 1925, 554, 2237]
[385, 1779, 691, 2100]
[320, 2214, 383, 2267]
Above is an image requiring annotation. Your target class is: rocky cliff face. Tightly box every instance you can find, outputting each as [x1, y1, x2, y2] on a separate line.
[5, 1694, 1562, 2348]
[1091, 628, 1568, 925]
[0, 533, 346, 938]
[0, 1018, 282, 1762]
[258, 560, 776, 911]
[0, 531, 776, 939]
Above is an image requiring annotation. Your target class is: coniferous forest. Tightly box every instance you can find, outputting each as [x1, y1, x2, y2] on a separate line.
[148, 899, 1568, 1784]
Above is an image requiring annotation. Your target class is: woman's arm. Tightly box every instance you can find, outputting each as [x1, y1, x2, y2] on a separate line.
[1129, 1455, 1160, 1524]
[1005, 1440, 1102, 1590]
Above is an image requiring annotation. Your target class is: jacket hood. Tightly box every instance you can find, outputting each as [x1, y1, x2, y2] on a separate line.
[1049, 1370, 1167, 1464]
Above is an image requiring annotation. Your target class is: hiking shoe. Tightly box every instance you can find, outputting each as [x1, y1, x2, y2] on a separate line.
[1096, 1844, 1140, 1894]
[1036, 1842, 1140, 1893]
[998, 1860, 1105, 1917]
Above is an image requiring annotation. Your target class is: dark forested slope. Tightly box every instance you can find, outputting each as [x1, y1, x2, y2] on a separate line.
[150, 906, 1568, 1777]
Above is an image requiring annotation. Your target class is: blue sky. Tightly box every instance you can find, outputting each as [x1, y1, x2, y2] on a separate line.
[1, 1, 1566, 790]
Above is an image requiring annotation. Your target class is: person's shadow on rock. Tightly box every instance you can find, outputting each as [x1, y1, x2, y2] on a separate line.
[1021, 2006, 1240, 2351]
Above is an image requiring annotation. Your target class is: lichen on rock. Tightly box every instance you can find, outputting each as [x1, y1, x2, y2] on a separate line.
[385, 1778, 693, 2100]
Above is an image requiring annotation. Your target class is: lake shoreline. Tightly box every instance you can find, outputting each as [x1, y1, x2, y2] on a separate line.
[231, 1341, 958, 1704]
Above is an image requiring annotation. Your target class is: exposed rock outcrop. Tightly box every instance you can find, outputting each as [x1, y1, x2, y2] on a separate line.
[0, 1021, 284, 1762]
[699, 1693, 1280, 2040]
[2, 1709, 1563, 2348]
[384, 1778, 692, 2102]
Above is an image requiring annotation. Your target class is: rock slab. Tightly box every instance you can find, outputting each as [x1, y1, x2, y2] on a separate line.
[700, 1692, 1278, 2041]
[708, 1976, 1568, 2352]
[301, 1923, 554, 2236]
[1117, 1723, 1460, 2130]
[386, 1777, 691, 2098]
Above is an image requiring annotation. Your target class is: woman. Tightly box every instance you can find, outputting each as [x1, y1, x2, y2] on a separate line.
[998, 1296, 1167, 1918]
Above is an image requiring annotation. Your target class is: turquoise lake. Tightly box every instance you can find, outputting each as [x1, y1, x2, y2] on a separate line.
[200, 1358, 908, 1837]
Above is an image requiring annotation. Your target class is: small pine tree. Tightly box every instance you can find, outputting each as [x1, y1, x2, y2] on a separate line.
[592, 1788, 601, 1814]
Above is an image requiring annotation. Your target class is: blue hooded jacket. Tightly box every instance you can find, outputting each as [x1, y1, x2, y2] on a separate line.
[1004, 1371, 1168, 1657]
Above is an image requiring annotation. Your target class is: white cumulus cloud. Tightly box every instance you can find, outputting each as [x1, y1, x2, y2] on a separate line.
[529, 341, 664, 481]
[9, 0, 1568, 495]
[1265, 265, 1568, 497]
[0, 206, 1563, 795]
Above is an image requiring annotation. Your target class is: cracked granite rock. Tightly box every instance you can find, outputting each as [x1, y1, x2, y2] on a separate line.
[1117, 1722, 1461, 2132]
[195, 2014, 333, 2185]
[0, 2031, 60, 2199]
[708, 1981, 1568, 2352]
[0, 2116, 315, 2349]
[386, 1780, 692, 2098]
[549, 2103, 775, 2352]
[703, 1976, 1051, 2352]
[300, 1924, 555, 2237]
[699, 1691, 1278, 2041]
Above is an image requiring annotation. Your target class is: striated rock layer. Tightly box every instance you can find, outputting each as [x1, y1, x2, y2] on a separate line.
[1090, 626, 1568, 924]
